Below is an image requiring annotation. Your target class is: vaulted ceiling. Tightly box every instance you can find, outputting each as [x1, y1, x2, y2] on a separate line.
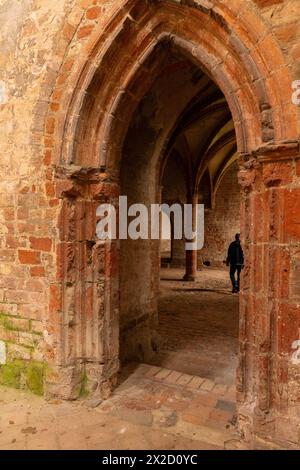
[161, 55, 237, 207]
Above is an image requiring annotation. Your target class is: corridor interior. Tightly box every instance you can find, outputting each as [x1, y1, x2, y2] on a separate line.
[157, 267, 239, 386]
[153, 66, 241, 389]
[115, 88, 240, 447]
[115, 42, 241, 447]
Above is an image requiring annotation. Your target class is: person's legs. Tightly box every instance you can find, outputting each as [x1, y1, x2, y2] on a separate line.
[237, 266, 242, 291]
[230, 265, 237, 292]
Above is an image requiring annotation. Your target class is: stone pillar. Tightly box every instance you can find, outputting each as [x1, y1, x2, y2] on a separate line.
[46, 167, 120, 400]
[170, 234, 186, 268]
[237, 143, 300, 449]
[183, 194, 198, 281]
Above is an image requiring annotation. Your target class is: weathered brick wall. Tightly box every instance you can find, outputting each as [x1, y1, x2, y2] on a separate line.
[0, 0, 75, 394]
[198, 163, 240, 268]
[0, 0, 299, 449]
[0, 0, 122, 396]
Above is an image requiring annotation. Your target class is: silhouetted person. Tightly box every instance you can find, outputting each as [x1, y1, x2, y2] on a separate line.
[226, 234, 244, 293]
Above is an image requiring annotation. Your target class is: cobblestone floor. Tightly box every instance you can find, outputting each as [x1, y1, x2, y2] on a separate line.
[0, 363, 244, 450]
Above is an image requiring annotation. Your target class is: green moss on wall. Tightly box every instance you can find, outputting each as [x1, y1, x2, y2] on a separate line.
[26, 362, 46, 396]
[0, 359, 47, 396]
[0, 311, 48, 396]
[79, 369, 89, 398]
[0, 314, 16, 331]
[0, 360, 25, 388]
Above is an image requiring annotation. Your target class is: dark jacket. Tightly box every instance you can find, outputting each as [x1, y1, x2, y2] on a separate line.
[227, 241, 244, 266]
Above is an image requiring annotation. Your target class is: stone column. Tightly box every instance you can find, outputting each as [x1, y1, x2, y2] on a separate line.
[170, 233, 186, 268]
[237, 143, 300, 449]
[183, 194, 198, 281]
[46, 166, 120, 400]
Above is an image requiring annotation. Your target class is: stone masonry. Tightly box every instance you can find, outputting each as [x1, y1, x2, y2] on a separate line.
[0, 0, 300, 450]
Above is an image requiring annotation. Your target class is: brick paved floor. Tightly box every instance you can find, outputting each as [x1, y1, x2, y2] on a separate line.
[0, 363, 245, 450]
[0, 268, 244, 450]
[157, 268, 239, 382]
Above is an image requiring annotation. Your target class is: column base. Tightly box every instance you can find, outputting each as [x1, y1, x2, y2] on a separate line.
[182, 274, 196, 282]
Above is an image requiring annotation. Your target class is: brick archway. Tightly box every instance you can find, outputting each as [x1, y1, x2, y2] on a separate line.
[41, 0, 300, 448]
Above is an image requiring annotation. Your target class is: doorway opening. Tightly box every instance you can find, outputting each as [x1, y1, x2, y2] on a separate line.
[118, 41, 240, 396]
[158, 165, 240, 385]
